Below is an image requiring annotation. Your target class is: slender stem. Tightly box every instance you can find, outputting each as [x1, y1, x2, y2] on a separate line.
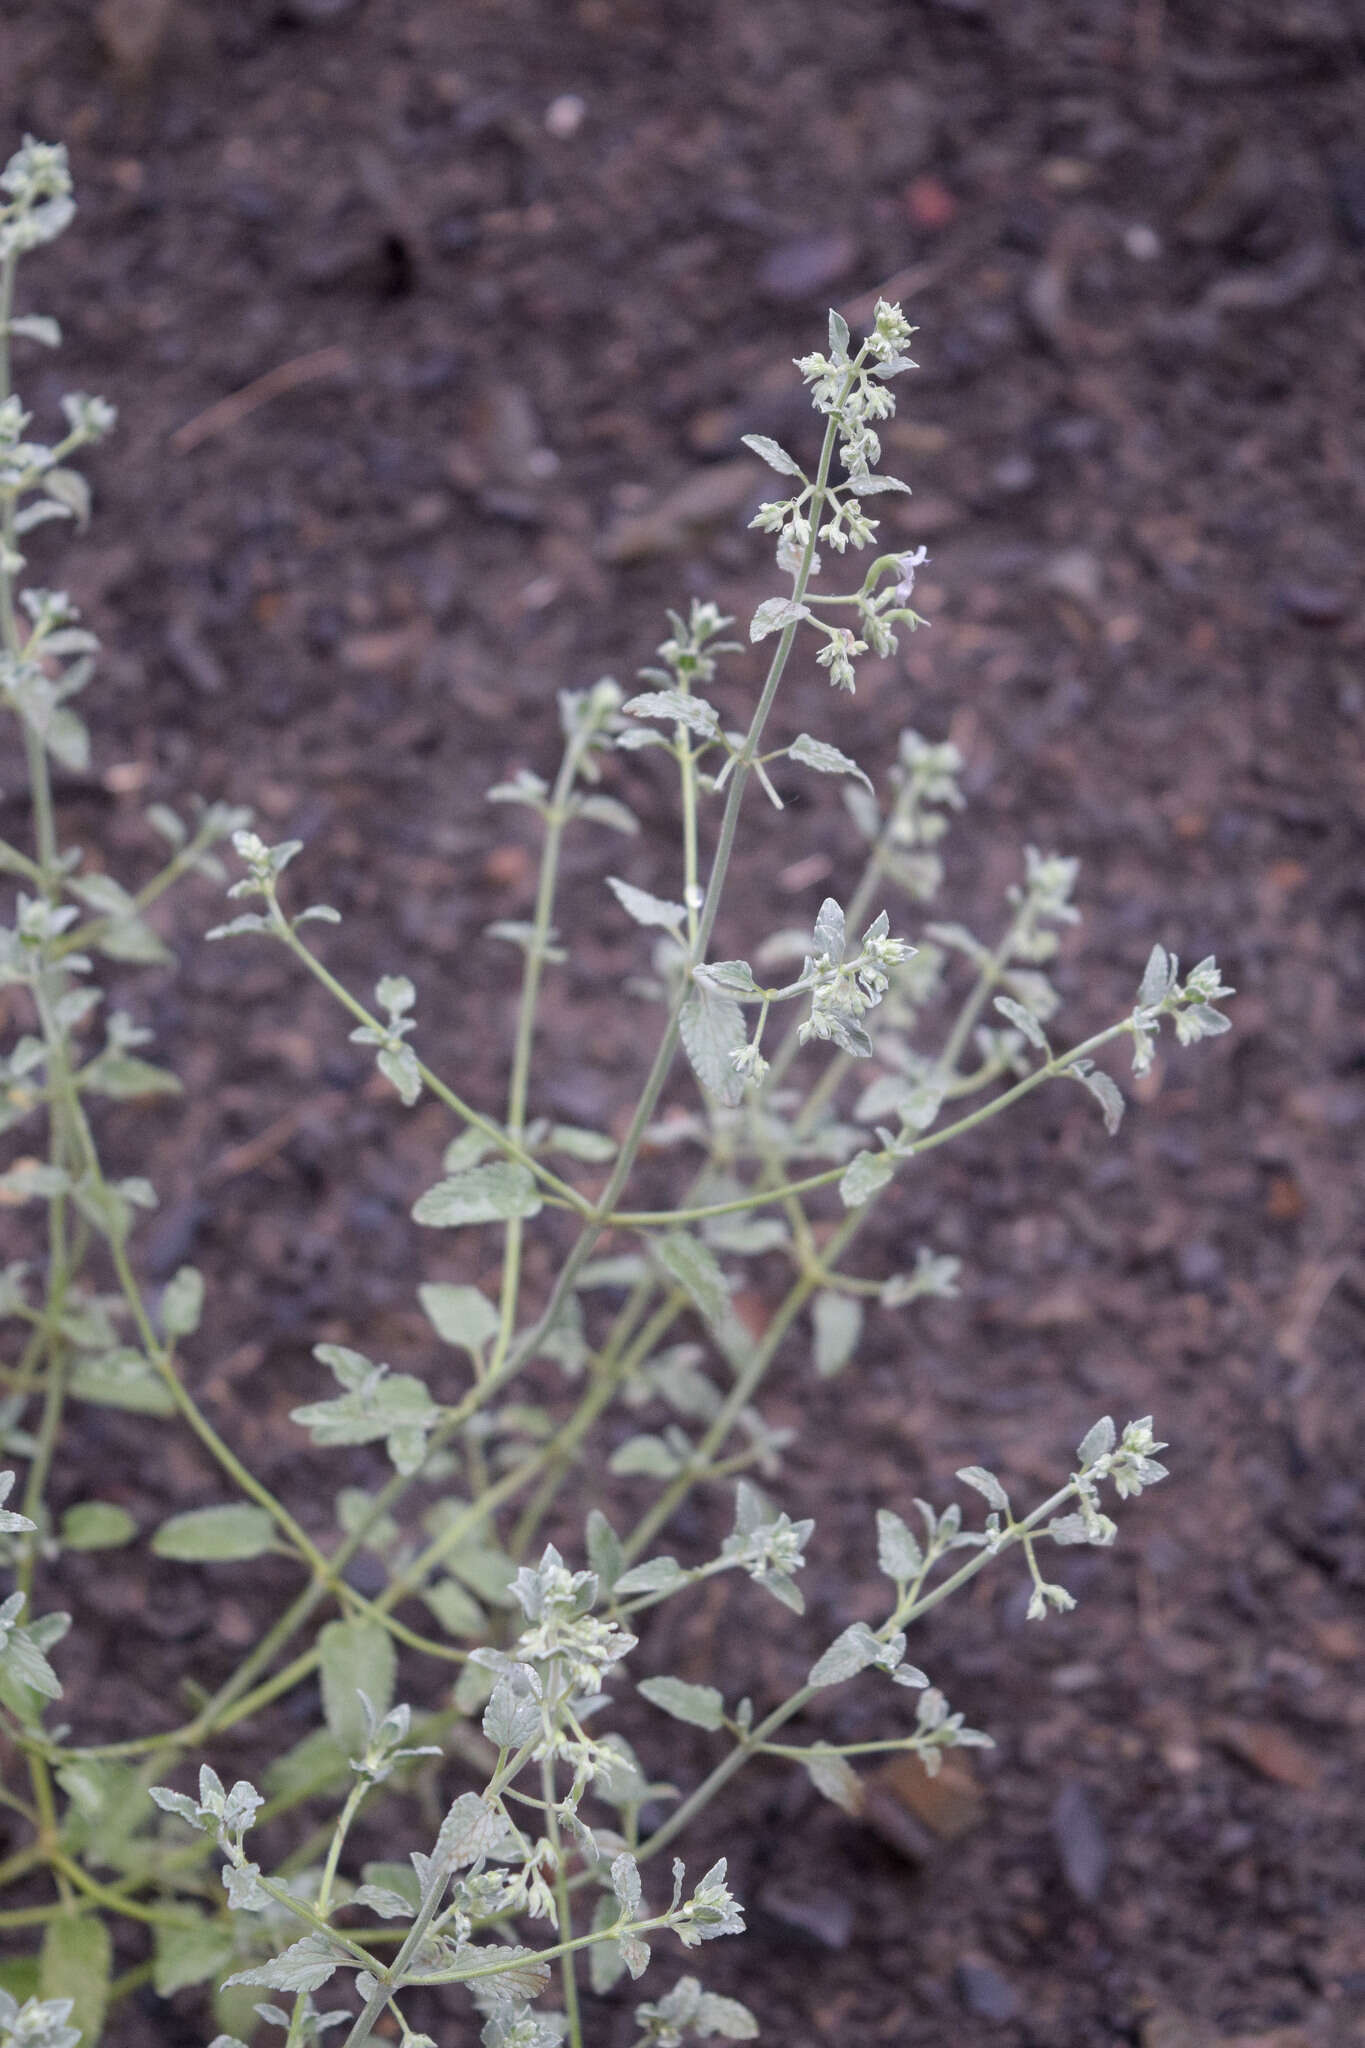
[492, 723, 594, 1378]
[276, 924, 588, 1211]
[542, 1756, 582, 2048]
[598, 1019, 1131, 1228]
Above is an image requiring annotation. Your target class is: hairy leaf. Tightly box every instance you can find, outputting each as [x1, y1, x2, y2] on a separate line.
[318, 1618, 395, 1755]
[151, 1505, 275, 1563]
[412, 1162, 543, 1227]
[811, 1290, 863, 1378]
[607, 875, 687, 933]
[680, 981, 746, 1108]
[638, 1676, 725, 1730]
[787, 732, 873, 792]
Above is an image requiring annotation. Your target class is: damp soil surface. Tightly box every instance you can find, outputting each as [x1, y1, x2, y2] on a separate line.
[3, 3, 1364, 2044]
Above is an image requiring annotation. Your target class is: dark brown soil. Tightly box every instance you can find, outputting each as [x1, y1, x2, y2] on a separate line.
[2, 3, 1363, 2044]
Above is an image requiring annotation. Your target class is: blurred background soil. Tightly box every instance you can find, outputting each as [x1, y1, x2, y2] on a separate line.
[1, 2, 1363, 2043]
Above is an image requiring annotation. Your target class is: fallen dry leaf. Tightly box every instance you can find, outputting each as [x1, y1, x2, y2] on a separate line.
[1210, 1717, 1322, 1793]
[862, 1752, 986, 1865]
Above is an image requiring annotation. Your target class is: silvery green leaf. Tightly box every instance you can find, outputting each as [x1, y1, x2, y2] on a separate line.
[152, 1504, 275, 1563]
[443, 1129, 499, 1172]
[786, 731, 873, 793]
[487, 768, 548, 805]
[419, 1282, 501, 1356]
[59, 1502, 136, 1550]
[701, 1213, 788, 1255]
[421, 1577, 487, 1639]
[160, 1265, 204, 1339]
[313, 1343, 371, 1390]
[153, 1915, 236, 1996]
[828, 310, 850, 356]
[0, 1471, 35, 1536]
[805, 1745, 862, 1813]
[292, 1366, 439, 1473]
[443, 1538, 517, 1608]
[1073, 1065, 1125, 1135]
[97, 916, 171, 965]
[222, 1935, 348, 1992]
[484, 921, 567, 963]
[680, 981, 746, 1109]
[993, 994, 1048, 1051]
[53, 988, 100, 1033]
[1138, 942, 1173, 1009]
[68, 1347, 175, 1415]
[1076, 1416, 1116, 1467]
[206, 912, 273, 940]
[733, 1479, 773, 1536]
[581, 1253, 650, 1286]
[222, 1860, 268, 1912]
[585, 1509, 624, 1592]
[145, 802, 187, 846]
[845, 473, 911, 495]
[622, 689, 721, 738]
[589, 1893, 628, 1994]
[609, 1434, 683, 1479]
[0, 1161, 70, 1201]
[149, 1785, 205, 1829]
[318, 1618, 395, 1756]
[1174, 1002, 1232, 1045]
[576, 794, 639, 834]
[654, 1231, 729, 1328]
[9, 313, 61, 347]
[750, 596, 813, 642]
[695, 958, 758, 995]
[79, 1050, 180, 1100]
[377, 1042, 421, 1106]
[482, 1670, 541, 1750]
[916, 1686, 949, 1731]
[350, 1883, 416, 1920]
[611, 1850, 644, 1917]
[435, 1791, 505, 1870]
[740, 433, 804, 478]
[839, 1149, 894, 1208]
[808, 1621, 884, 1688]
[613, 1556, 686, 1596]
[545, 1123, 617, 1161]
[876, 1508, 924, 1584]
[813, 896, 846, 962]
[607, 875, 687, 933]
[412, 1162, 543, 1227]
[14, 498, 74, 535]
[638, 1676, 725, 1730]
[1046, 1513, 1092, 1546]
[925, 919, 989, 963]
[375, 974, 415, 1015]
[619, 1931, 651, 1980]
[811, 1290, 863, 1378]
[0, 1614, 63, 1704]
[956, 1466, 1010, 1514]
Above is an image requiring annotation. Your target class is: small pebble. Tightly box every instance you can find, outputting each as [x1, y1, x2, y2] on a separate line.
[1277, 582, 1352, 627]
[955, 1959, 1020, 2022]
[1051, 1778, 1109, 1905]
[545, 93, 586, 139]
[755, 1884, 854, 1951]
[757, 230, 859, 302]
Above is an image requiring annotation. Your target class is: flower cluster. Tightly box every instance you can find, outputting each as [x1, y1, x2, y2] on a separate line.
[799, 908, 914, 1057]
[510, 1545, 638, 1694]
[0, 137, 74, 257]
